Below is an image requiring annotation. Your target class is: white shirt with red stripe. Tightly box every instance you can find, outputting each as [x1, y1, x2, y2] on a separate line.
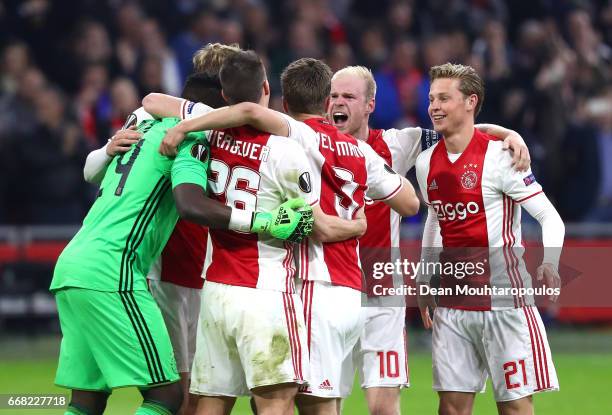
[416, 129, 545, 310]
[147, 220, 208, 289]
[283, 116, 403, 291]
[203, 126, 317, 292]
[360, 127, 439, 249]
[179, 99, 213, 120]
[358, 127, 439, 295]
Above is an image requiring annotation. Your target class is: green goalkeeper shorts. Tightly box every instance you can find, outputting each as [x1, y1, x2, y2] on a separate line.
[54, 287, 179, 391]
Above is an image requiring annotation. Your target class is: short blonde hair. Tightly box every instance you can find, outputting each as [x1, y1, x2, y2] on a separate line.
[429, 63, 485, 116]
[192, 43, 242, 75]
[332, 65, 377, 101]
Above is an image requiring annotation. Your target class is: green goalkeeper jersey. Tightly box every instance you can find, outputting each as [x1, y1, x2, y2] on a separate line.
[51, 117, 209, 292]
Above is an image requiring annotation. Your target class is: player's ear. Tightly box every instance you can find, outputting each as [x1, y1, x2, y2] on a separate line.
[366, 97, 376, 115]
[263, 79, 270, 97]
[466, 94, 477, 112]
[282, 97, 289, 113]
[221, 89, 230, 104]
[324, 96, 330, 113]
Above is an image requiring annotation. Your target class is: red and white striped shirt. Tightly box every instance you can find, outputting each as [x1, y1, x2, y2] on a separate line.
[285, 116, 403, 290]
[359, 127, 438, 295]
[147, 220, 208, 289]
[416, 129, 544, 309]
[204, 126, 317, 292]
[360, 127, 439, 249]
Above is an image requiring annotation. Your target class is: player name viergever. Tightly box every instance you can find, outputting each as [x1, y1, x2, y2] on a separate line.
[210, 130, 271, 161]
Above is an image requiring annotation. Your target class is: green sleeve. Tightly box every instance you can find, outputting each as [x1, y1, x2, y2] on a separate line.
[171, 132, 209, 189]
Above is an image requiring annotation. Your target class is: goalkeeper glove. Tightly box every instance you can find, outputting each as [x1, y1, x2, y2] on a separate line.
[251, 198, 314, 242]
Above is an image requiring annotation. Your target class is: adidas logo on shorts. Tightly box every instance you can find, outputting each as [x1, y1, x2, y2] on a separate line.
[318, 379, 333, 390]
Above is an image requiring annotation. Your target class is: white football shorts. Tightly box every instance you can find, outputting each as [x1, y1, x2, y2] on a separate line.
[432, 306, 559, 402]
[190, 281, 309, 397]
[352, 306, 409, 389]
[149, 279, 201, 373]
[297, 280, 365, 398]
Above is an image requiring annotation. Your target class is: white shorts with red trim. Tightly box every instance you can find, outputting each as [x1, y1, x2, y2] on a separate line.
[190, 281, 309, 396]
[432, 306, 559, 402]
[352, 306, 410, 389]
[149, 279, 201, 373]
[297, 280, 365, 398]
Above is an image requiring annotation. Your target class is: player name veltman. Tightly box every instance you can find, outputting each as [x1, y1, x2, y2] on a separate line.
[319, 132, 364, 157]
[372, 284, 561, 297]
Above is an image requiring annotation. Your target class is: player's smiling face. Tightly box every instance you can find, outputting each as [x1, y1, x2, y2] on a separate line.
[428, 78, 474, 136]
[329, 74, 373, 135]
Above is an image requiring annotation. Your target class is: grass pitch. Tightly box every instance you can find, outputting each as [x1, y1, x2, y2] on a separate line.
[1, 351, 610, 414]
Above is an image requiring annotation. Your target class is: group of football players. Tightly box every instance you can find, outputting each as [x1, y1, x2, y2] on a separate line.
[51, 42, 564, 415]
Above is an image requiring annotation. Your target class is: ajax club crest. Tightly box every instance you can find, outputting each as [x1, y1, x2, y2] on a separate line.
[461, 163, 479, 189]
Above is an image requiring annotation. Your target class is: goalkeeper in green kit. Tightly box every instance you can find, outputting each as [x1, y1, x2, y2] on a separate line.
[50, 75, 314, 415]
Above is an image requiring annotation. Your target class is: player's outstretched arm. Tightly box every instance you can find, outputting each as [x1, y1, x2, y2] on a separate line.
[310, 205, 367, 242]
[383, 177, 420, 217]
[475, 123, 531, 171]
[83, 128, 141, 184]
[142, 93, 184, 118]
[160, 102, 289, 156]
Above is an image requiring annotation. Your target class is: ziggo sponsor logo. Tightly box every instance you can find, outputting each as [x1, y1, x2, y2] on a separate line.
[431, 200, 480, 221]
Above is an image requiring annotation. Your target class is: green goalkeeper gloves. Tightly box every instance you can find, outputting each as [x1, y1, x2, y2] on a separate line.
[250, 198, 314, 242]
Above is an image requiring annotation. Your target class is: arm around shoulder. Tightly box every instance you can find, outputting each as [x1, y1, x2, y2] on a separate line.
[310, 205, 367, 242]
[384, 177, 420, 217]
[142, 93, 183, 118]
[83, 145, 112, 184]
[172, 183, 232, 228]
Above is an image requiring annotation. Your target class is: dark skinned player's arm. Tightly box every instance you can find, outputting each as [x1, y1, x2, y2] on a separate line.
[172, 183, 231, 228]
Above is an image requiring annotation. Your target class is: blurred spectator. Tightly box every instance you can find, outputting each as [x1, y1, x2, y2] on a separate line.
[17, 87, 91, 224]
[386, 1, 417, 38]
[241, 3, 278, 54]
[472, 19, 512, 122]
[75, 64, 111, 147]
[326, 43, 355, 73]
[0, 67, 47, 142]
[371, 38, 422, 128]
[115, 2, 147, 76]
[171, 8, 220, 79]
[220, 19, 244, 47]
[358, 26, 388, 70]
[0, 67, 48, 222]
[413, 34, 452, 127]
[1, 41, 31, 94]
[582, 88, 612, 221]
[140, 18, 182, 96]
[0, 0, 609, 224]
[137, 55, 165, 97]
[108, 77, 140, 137]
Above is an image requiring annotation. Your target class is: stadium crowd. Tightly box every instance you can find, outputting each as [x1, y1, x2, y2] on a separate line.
[0, 0, 610, 224]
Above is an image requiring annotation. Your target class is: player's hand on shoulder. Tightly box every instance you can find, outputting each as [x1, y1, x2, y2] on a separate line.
[354, 206, 368, 236]
[502, 132, 531, 172]
[106, 126, 142, 156]
[537, 263, 561, 302]
[160, 124, 187, 157]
